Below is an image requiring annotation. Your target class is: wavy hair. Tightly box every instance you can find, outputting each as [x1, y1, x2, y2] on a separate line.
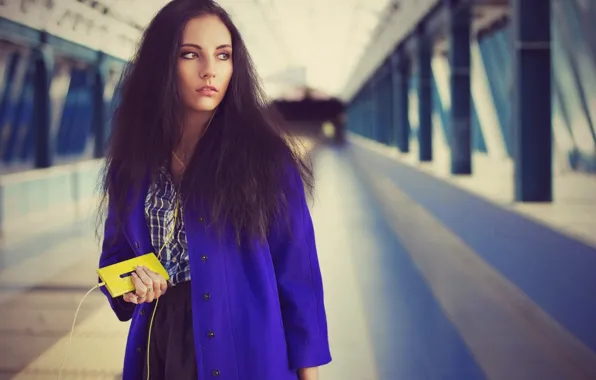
[98, 0, 313, 243]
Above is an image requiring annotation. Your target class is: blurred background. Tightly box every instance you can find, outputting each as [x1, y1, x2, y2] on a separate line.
[1, 0, 596, 379]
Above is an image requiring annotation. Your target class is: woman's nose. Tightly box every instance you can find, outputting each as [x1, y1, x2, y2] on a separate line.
[200, 61, 215, 79]
[200, 70, 215, 79]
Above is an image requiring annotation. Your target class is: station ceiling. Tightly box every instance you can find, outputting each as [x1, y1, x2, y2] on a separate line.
[102, 0, 396, 100]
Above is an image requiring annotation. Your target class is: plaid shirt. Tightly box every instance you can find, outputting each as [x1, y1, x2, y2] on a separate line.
[144, 167, 191, 286]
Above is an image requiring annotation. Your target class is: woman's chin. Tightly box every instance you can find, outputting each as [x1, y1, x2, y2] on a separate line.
[190, 98, 220, 113]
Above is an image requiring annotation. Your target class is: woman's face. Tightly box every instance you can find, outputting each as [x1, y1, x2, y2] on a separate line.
[177, 14, 233, 115]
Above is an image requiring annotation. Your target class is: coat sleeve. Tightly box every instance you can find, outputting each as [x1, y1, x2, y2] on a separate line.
[98, 198, 137, 322]
[268, 164, 332, 370]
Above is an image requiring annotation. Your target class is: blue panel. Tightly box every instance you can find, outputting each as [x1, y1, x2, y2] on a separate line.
[353, 92, 362, 137]
[372, 79, 382, 143]
[493, 29, 511, 76]
[17, 72, 35, 162]
[392, 55, 410, 153]
[497, 27, 514, 155]
[348, 93, 364, 136]
[551, 5, 583, 170]
[366, 85, 375, 140]
[551, 0, 596, 171]
[550, 24, 575, 137]
[430, 73, 450, 148]
[62, 71, 78, 155]
[3, 57, 34, 163]
[68, 70, 85, 154]
[74, 72, 93, 154]
[476, 37, 501, 125]
[429, 60, 487, 156]
[470, 102, 487, 153]
[559, 0, 596, 144]
[572, 0, 596, 61]
[71, 69, 89, 155]
[491, 30, 513, 152]
[56, 68, 92, 157]
[562, 0, 591, 58]
[478, 32, 513, 156]
[359, 90, 367, 138]
[0, 51, 12, 105]
[0, 18, 128, 172]
[0, 52, 21, 158]
[378, 70, 394, 145]
[56, 69, 77, 156]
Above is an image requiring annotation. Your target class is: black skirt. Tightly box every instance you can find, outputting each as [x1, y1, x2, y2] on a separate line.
[143, 281, 197, 380]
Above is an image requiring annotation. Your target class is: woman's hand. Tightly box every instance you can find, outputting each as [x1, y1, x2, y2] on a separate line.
[122, 266, 168, 304]
[297, 367, 318, 380]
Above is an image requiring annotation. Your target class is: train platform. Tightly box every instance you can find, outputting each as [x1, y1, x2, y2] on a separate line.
[2, 139, 596, 380]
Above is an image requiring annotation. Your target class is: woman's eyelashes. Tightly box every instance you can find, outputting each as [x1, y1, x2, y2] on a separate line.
[218, 52, 232, 60]
[180, 51, 232, 60]
[180, 51, 197, 59]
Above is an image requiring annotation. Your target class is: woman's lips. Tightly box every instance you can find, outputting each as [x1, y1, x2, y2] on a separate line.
[196, 86, 217, 97]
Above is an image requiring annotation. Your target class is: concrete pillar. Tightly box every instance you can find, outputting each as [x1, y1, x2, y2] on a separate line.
[512, 0, 552, 202]
[391, 50, 410, 153]
[417, 25, 433, 162]
[33, 37, 54, 169]
[447, 0, 472, 174]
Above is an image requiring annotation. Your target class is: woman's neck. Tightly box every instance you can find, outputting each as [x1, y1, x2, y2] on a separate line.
[176, 110, 213, 157]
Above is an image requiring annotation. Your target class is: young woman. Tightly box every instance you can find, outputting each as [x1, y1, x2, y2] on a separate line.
[97, 0, 331, 379]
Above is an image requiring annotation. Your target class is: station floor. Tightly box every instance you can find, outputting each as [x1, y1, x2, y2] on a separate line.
[1, 138, 596, 380]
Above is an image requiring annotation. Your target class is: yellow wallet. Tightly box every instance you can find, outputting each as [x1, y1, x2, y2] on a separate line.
[97, 253, 170, 298]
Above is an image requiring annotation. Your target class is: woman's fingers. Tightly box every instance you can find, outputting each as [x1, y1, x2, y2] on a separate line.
[133, 266, 169, 303]
[144, 268, 168, 299]
[130, 272, 146, 303]
[126, 266, 168, 305]
[122, 292, 138, 304]
[133, 266, 154, 303]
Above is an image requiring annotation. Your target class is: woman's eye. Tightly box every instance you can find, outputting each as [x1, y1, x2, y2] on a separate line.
[217, 52, 231, 60]
[181, 52, 197, 59]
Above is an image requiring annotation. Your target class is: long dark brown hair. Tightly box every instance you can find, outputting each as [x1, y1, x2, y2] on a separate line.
[98, 0, 313, 243]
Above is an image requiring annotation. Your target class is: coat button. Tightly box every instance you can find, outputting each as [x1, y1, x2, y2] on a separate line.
[201, 255, 208, 262]
[135, 241, 140, 249]
[140, 308, 145, 316]
[203, 293, 211, 301]
[199, 217, 204, 222]
[136, 347, 142, 353]
[207, 331, 215, 338]
[212, 369, 220, 377]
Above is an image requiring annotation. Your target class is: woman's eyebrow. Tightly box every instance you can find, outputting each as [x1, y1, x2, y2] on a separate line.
[180, 43, 232, 50]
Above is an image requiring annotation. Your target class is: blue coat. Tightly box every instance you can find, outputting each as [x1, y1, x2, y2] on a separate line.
[98, 168, 332, 379]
